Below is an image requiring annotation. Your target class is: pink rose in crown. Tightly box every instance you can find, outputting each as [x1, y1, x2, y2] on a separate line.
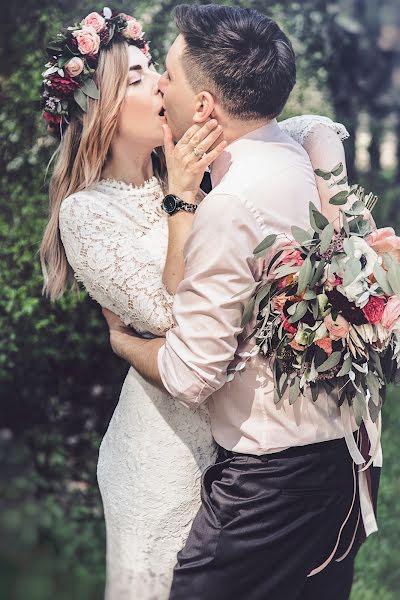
[83, 12, 106, 33]
[73, 26, 101, 55]
[123, 19, 143, 40]
[382, 296, 400, 331]
[64, 57, 84, 78]
[362, 295, 386, 324]
[367, 227, 400, 262]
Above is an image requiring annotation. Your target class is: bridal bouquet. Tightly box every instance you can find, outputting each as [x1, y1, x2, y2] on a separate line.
[231, 164, 400, 425]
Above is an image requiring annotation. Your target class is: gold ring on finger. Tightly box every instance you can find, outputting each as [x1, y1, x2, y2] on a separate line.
[193, 146, 200, 157]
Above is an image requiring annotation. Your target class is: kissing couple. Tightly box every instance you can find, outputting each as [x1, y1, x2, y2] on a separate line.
[40, 4, 380, 599]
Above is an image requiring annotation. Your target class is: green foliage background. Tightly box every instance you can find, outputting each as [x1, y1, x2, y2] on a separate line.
[1, 1, 399, 599]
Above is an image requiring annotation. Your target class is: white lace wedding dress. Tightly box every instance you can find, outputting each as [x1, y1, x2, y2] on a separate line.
[58, 115, 349, 600]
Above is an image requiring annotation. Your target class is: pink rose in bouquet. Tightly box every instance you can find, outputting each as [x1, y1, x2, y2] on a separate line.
[382, 296, 400, 330]
[367, 227, 400, 262]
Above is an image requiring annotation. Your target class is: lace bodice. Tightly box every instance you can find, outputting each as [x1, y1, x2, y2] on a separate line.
[59, 176, 174, 337]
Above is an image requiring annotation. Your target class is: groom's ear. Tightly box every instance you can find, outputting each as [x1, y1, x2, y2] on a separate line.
[192, 91, 215, 124]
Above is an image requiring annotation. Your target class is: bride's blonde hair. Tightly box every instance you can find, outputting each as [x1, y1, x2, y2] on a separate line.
[40, 40, 166, 301]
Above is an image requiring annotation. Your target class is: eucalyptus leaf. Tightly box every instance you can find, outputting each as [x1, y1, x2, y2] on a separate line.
[343, 257, 362, 287]
[336, 175, 348, 185]
[309, 260, 326, 288]
[366, 371, 380, 406]
[288, 301, 308, 323]
[273, 264, 300, 278]
[74, 88, 88, 112]
[329, 191, 349, 206]
[297, 256, 313, 295]
[303, 289, 317, 300]
[373, 263, 394, 296]
[254, 234, 277, 256]
[241, 297, 256, 328]
[310, 381, 319, 402]
[344, 200, 365, 216]
[291, 226, 311, 244]
[255, 284, 272, 306]
[337, 356, 352, 377]
[342, 211, 350, 236]
[368, 397, 381, 423]
[289, 376, 301, 405]
[81, 78, 100, 100]
[312, 299, 319, 320]
[320, 223, 335, 254]
[353, 391, 367, 427]
[311, 205, 330, 231]
[316, 351, 342, 373]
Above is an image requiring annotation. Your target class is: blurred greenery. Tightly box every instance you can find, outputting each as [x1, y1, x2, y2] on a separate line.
[1, 1, 399, 599]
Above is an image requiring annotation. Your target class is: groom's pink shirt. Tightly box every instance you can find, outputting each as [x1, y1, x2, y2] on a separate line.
[158, 118, 357, 454]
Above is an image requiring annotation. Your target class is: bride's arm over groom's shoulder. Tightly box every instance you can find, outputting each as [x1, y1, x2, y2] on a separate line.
[58, 192, 175, 336]
[279, 115, 376, 231]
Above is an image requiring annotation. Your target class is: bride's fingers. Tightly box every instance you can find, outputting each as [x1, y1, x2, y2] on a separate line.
[188, 120, 219, 149]
[192, 125, 223, 155]
[197, 140, 228, 169]
[179, 123, 202, 147]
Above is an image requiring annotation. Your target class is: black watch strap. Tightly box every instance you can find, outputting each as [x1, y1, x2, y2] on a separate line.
[161, 194, 198, 216]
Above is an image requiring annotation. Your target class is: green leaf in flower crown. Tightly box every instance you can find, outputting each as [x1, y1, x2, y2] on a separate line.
[289, 376, 301, 405]
[291, 226, 311, 244]
[288, 301, 309, 323]
[373, 263, 393, 296]
[74, 88, 88, 112]
[331, 163, 344, 176]
[343, 257, 362, 287]
[329, 191, 349, 205]
[314, 168, 332, 180]
[387, 261, 400, 295]
[320, 223, 335, 254]
[353, 391, 367, 427]
[81, 78, 100, 100]
[297, 256, 313, 295]
[316, 351, 342, 373]
[254, 234, 277, 257]
[241, 297, 256, 328]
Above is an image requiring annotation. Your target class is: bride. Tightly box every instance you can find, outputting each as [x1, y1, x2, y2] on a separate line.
[40, 7, 352, 599]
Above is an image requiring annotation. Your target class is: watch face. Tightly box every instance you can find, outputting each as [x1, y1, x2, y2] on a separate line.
[163, 195, 178, 214]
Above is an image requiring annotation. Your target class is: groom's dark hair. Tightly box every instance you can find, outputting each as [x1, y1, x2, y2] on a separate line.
[175, 4, 296, 120]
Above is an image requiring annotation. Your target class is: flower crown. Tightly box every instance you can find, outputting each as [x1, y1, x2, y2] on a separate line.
[41, 7, 152, 130]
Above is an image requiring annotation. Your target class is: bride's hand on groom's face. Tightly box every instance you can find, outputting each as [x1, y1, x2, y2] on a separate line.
[162, 120, 227, 204]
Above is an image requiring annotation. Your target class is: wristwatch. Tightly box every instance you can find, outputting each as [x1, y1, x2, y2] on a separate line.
[161, 194, 198, 216]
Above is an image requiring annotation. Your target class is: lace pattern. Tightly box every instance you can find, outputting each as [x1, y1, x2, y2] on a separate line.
[59, 178, 175, 336]
[279, 114, 350, 145]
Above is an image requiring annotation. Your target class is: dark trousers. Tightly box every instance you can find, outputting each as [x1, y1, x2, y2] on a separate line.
[169, 437, 380, 600]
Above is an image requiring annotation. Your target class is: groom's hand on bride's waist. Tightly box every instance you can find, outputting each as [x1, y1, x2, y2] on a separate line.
[101, 307, 166, 390]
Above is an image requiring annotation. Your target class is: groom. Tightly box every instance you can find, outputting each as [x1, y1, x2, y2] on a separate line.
[102, 4, 378, 599]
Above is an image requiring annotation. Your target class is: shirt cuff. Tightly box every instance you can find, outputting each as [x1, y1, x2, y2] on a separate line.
[157, 344, 214, 407]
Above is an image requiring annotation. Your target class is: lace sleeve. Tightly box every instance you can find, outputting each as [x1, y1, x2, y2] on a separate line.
[59, 192, 175, 336]
[279, 114, 349, 146]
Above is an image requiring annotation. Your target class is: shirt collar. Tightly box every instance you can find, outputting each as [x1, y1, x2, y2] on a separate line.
[210, 118, 280, 188]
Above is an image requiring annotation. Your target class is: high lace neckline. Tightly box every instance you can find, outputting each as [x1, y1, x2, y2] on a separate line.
[97, 175, 160, 193]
